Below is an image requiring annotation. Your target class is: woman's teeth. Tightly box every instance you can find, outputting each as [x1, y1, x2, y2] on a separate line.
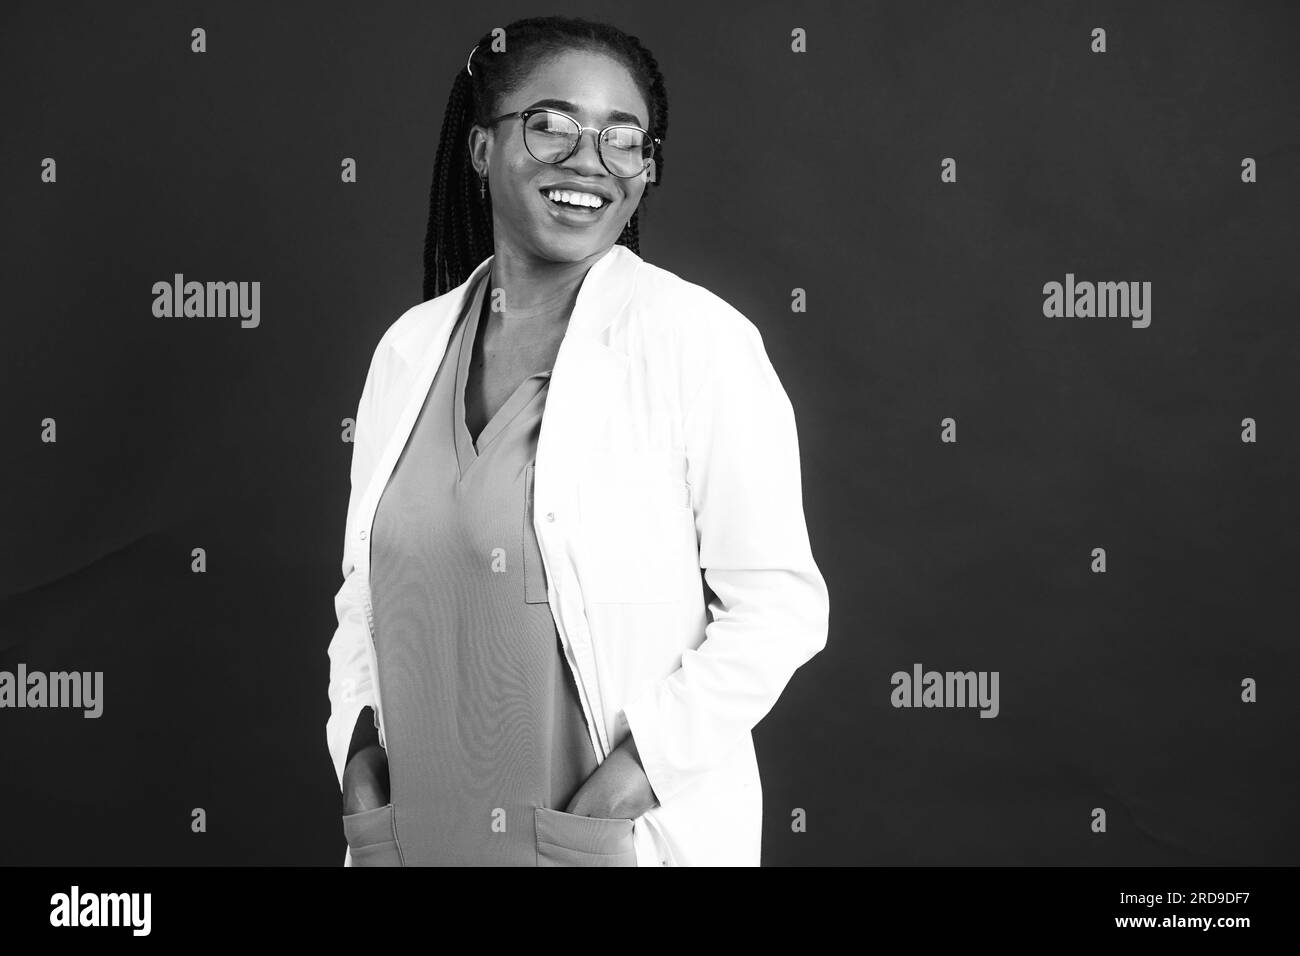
[544, 189, 606, 209]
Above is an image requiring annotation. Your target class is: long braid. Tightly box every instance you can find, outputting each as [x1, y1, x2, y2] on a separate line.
[423, 64, 491, 301]
[620, 214, 640, 256]
[422, 16, 670, 300]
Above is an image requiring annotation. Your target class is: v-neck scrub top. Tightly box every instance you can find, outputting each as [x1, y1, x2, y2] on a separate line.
[367, 273, 601, 865]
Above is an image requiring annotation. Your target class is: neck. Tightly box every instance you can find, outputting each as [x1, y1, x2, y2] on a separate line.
[487, 240, 611, 325]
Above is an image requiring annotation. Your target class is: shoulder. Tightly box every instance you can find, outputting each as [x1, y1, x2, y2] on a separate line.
[350, 290, 462, 428]
[365, 288, 463, 381]
[622, 255, 784, 415]
[628, 256, 763, 351]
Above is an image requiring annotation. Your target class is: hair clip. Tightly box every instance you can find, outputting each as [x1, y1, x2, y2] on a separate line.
[466, 44, 479, 77]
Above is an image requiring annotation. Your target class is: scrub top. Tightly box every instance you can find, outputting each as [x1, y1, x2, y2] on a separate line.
[368, 273, 599, 865]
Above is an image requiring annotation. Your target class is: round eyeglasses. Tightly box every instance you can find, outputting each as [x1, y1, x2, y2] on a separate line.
[484, 107, 659, 179]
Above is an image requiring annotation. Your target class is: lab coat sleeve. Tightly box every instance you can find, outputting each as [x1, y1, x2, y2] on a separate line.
[325, 337, 389, 793]
[620, 306, 830, 806]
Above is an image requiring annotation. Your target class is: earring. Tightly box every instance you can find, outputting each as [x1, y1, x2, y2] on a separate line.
[479, 174, 487, 199]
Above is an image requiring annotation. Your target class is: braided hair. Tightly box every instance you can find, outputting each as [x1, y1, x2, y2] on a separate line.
[422, 16, 669, 301]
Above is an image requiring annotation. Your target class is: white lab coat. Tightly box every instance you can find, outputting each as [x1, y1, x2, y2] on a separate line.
[327, 243, 829, 866]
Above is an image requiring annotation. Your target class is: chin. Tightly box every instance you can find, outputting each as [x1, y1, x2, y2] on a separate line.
[533, 233, 613, 263]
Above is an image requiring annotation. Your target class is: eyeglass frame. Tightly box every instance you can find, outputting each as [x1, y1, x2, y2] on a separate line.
[481, 107, 660, 179]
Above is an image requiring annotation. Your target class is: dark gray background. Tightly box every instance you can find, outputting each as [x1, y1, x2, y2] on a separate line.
[2, 0, 1297, 865]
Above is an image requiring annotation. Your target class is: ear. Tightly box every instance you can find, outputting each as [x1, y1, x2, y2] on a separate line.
[645, 158, 657, 184]
[467, 125, 490, 176]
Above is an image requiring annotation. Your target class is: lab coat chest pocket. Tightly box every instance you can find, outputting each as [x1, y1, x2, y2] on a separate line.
[576, 449, 693, 604]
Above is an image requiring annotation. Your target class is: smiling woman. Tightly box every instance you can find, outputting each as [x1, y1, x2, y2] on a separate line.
[423, 23, 666, 299]
[326, 15, 830, 868]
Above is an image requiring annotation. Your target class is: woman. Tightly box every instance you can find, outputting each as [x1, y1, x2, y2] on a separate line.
[326, 15, 829, 866]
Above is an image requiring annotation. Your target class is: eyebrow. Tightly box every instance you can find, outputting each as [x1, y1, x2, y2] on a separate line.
[523, 98, 646, 128]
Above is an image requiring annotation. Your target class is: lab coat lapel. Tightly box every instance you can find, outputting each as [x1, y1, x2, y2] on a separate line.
[358, 257, 494, 550]
[534, 244, 638, 511]
[362, 246, 640, 562]
[532, 245, 638, 761]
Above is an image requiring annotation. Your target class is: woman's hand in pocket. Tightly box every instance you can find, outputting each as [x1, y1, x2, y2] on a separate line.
[565, 735, 658, 820]
[342, 741, 390, 815]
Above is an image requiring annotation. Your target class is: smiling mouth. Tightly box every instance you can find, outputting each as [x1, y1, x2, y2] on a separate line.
[540, 188, 610, 216]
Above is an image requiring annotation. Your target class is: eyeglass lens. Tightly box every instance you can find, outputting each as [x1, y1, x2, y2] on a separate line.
[523, 111, 651, 177]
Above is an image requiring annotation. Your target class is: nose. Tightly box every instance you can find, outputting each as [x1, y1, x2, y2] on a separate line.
[561, 129, 607, 176]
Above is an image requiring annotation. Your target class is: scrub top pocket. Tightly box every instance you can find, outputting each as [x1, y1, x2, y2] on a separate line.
[523, 461, 549, 603]
[343, 802, 403, 867]
[534, 806, 637, 867]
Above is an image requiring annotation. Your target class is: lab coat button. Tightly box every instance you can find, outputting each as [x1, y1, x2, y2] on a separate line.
[545, 512, 555, 522]
[359, 530, 367, 540]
